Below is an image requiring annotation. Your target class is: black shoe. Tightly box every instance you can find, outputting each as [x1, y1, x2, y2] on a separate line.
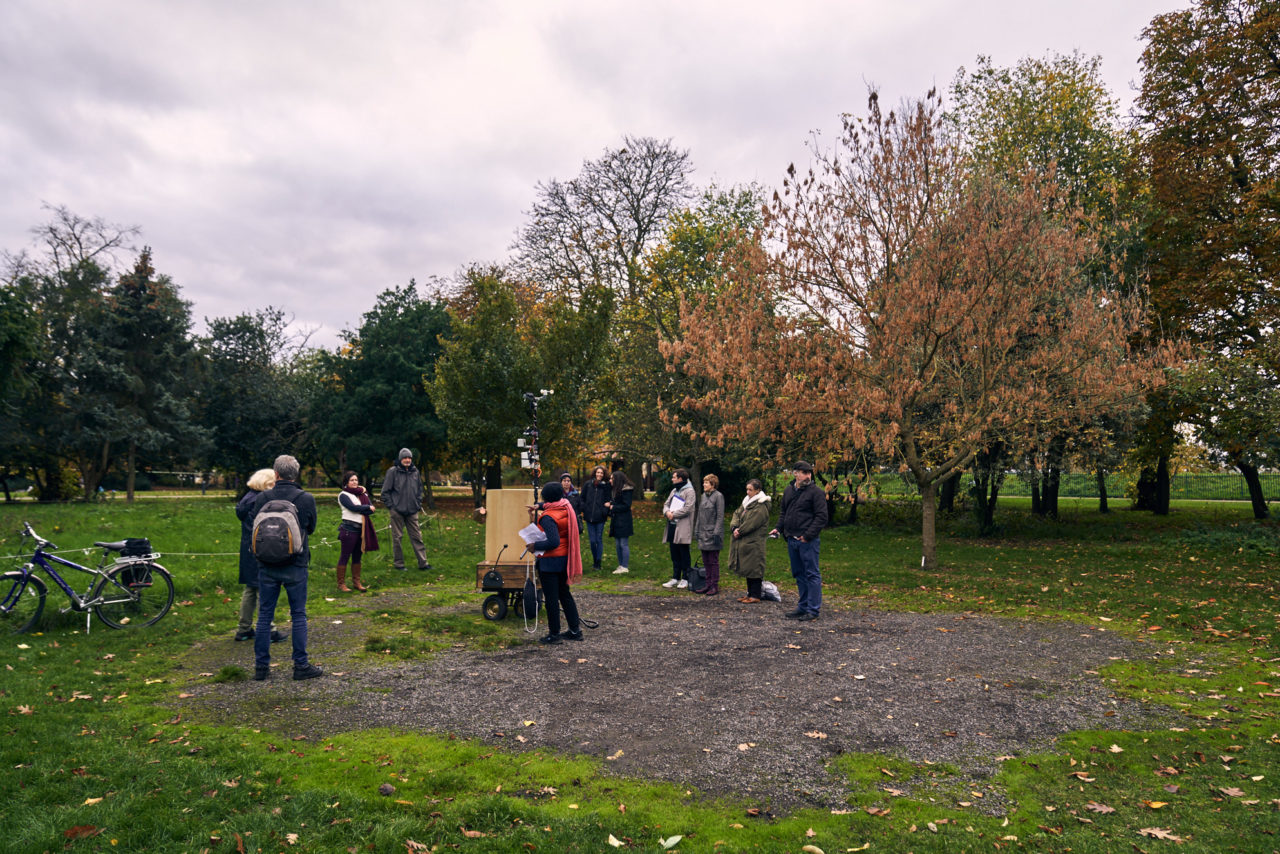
[592, 564, 602, 572]
[234, 629, 255, 642]
[784, 610, 805, 619]
[395, 566, 408, 572]
[418, 563, 432, 571]
[559, 629, 584, 641]
[796, 612, 819, 622]
[269, 630, 287, 644]
[253, 666, 269, 681]
[293, 663, 324, 680]
[538, 633, 562, 645]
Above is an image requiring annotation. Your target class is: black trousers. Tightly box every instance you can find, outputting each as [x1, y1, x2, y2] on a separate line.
[537, 569, 580, 635]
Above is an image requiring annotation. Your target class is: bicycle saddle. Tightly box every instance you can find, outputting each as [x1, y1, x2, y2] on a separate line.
[94, 540, 130, 551]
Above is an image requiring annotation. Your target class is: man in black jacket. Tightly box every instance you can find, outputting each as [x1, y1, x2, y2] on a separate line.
[252, 454, 322, 680]
[771, 461, 828, 621]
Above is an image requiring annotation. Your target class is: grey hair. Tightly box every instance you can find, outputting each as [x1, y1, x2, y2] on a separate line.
[273, 454, 301, 482]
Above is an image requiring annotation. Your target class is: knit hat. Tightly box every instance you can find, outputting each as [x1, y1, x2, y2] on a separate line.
[398, 448, 413, 462]
[541, 482, 564, 503]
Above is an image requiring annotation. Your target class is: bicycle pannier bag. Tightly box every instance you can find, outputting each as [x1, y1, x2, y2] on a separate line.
[122, 537, 152, 557]
[252, 500, 304, 565]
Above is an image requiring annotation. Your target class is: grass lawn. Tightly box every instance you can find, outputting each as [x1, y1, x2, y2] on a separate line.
[0, 493, 1276, 853]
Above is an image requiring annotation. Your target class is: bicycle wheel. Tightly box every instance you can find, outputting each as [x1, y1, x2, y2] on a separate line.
[93, 562, 174, 629]
[1, 571, 46, 634]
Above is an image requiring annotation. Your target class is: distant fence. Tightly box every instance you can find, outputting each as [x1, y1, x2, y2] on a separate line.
[864, 471, 1279, 503]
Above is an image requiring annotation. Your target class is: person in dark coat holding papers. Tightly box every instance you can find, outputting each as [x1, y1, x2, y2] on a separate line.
[526, 481, 583, 645]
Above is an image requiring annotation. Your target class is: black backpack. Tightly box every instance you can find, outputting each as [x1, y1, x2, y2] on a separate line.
[252, 499, 304, 565]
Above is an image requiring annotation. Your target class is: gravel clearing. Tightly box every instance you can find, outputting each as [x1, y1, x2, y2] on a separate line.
[176, 585, 1173, 813]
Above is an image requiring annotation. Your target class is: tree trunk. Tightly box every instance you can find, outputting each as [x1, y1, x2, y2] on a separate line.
[938, 471, 961, 513]
[1096, 467, 1109, 514]
[126, 440, 137, 503]
[425, 479, 436, 510]
[0, 470, 10, 503]
[1030, 481, 1043, 516]
[1043, 434, 1066, 519]
[920, 478, 938, 571]
[1236, 460, 1270, 520]
[1154, 455, 1170, 515]
[81, 441, 112, 501]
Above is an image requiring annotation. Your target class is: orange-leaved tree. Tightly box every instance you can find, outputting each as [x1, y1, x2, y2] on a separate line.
[667, 90, 1170, 570]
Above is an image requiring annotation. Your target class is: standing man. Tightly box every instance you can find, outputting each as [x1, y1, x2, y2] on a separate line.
[771, 461, 828, 621]
[381, 448, 432, 572]
[252, 454, 322, 680]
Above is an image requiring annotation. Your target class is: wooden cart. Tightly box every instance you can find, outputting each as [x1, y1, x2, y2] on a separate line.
[475, 561, 541, 621]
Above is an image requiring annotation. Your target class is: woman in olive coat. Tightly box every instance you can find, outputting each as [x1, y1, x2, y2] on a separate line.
[727, 478, 771, 603]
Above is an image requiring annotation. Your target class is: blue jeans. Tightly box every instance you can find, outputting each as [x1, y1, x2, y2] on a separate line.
[615, 536, 630, 567]
[786, 536, 822, 615]
[586, 521, 605, 567]
[255, 563, 309, 669]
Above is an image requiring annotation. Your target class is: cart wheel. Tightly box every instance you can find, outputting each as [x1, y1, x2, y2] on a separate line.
[482, 594, 508, 621]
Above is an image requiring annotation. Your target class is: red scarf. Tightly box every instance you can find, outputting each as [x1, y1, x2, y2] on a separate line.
[542, 498, 583, 584]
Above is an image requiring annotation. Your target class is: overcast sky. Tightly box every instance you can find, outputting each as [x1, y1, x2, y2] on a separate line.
[2, 0, 1182, 348]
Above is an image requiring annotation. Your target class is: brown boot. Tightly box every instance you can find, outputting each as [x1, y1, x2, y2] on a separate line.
[336, 565, 350, 593]
[351, 564, 367, 592]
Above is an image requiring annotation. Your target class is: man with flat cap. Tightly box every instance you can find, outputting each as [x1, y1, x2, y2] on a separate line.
[771, 461, 828, 621]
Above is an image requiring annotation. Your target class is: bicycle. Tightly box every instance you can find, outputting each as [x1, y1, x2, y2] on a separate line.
[0, 522, 175, 634]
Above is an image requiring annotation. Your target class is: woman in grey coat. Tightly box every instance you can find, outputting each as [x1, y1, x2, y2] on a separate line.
[695, 473, 725, 596]
[660, 468, 697, 589]
[728, 478, 771, 603]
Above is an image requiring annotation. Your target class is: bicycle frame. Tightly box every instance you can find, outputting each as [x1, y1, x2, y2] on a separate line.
[16, 533, 157, 633]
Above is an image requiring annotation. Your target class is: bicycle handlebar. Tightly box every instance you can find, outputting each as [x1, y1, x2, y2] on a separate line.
[21, 521, 55, 551]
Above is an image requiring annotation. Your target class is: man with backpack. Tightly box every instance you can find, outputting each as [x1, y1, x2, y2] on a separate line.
[380, 448, 432, 572]
[251, 454, 322, 681]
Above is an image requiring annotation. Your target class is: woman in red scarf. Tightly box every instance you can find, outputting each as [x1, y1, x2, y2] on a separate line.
[527, 481, 583, 644]
[337, 471, 379, 592]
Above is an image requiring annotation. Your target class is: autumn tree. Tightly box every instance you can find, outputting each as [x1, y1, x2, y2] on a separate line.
[600, 187, 764, 482]
[669, 91, 1166, 570]
[949, 52, 1146, 518]
[1137, 0, 1279, 518]
[430, 267, 540, 505]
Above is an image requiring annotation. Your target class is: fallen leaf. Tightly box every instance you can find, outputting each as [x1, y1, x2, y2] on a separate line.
[607, 836, 624, 848]
[806, 827, 816, 837]
[63, 825, 103, 840]
[83, 797, 103, 805]
[805, 731, 828, 739]
[801, 845, 824, 854]
[460, 828, 487, 838]
[1085, 802, 1116, 814]
[1139, 827, 1183, 842]
[1220, 787, 1246, 797]
[1109, 744, 1124, 753]
[659, 835, 683, 850]
[1142, 800, 1168, 809]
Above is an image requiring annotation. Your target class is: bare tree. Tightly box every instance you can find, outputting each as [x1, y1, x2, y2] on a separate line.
[514, 136, 694, 300]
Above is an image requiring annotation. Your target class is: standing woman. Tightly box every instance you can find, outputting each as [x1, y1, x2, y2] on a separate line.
[605, 470, 634, 574]
[661, 468, 697, 589]
[337, 471, 378, 592]
[580, 465, 611, 571]
[695, 474, 725, 596]
[234, 469, 284, 643]
[527, 481, 583, 645]
[728, 478, 771, 603]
